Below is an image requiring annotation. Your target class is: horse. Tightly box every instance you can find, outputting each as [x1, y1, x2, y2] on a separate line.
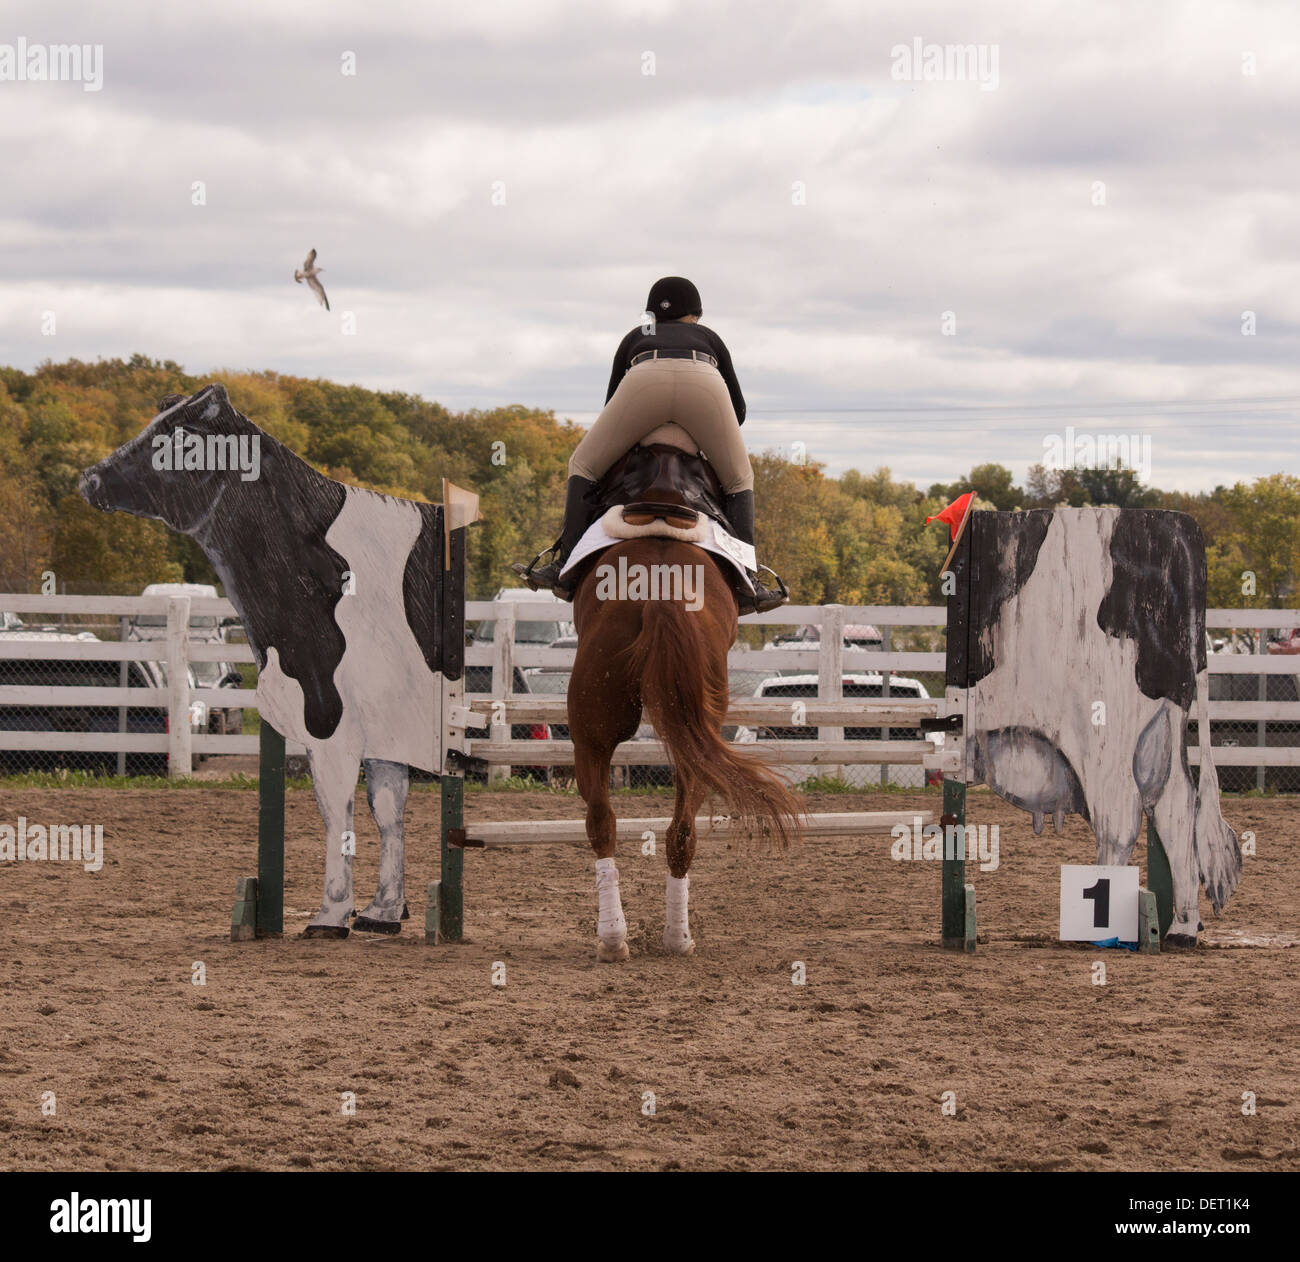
[562, 436, 804, 961]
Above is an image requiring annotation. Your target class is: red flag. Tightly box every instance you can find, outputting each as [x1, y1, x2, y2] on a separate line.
[926, 492, 974, 540]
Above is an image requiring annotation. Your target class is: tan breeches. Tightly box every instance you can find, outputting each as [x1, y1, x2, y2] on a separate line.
[569, 359, 753, 493]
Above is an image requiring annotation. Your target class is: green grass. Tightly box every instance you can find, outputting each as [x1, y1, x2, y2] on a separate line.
[0, 770, 672, 796]
[0, 769, 577, 794]
[464, 775, 571, 793]
[798, 774, 942, 794]
[0, 768, 272, 791]
[0, 769, 1281, 800]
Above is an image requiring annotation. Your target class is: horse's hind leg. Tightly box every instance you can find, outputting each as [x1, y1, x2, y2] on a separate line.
[571, 587, 645, 961]
[663, 771, 705, 955]
[575, 738, 630, 962]
[571, 650, 642, 962]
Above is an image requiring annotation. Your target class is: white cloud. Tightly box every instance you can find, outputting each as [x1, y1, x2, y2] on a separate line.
[0, 0, 1296, 492]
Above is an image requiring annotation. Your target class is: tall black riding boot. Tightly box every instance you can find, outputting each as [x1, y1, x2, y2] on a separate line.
[511, 475, 599, 600]
[722, 490, 789, 615]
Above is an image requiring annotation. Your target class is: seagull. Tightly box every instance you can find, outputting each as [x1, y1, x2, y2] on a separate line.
[293, 248, 330, 310]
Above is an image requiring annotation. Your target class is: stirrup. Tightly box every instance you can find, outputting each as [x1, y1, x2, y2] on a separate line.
[510, 542, 560, 592]
[740, 566, 789, 616]
[509, 548, 576, 601]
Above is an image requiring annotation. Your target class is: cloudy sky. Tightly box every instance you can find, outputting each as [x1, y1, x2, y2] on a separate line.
[2, 0, 1297, 493]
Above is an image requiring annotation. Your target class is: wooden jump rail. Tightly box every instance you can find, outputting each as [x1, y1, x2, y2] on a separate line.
[454, 810, 938, 849]
[465, 739, 936, 766]
[471, 698, 941, 726]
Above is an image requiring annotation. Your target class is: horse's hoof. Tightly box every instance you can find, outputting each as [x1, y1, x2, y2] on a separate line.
[302, 924, 349, 939]
[1163, 933, 1199, 950]
[663, 936, 696, 956]
[596, 938, 630, 963]
[353, 915, 401, 935]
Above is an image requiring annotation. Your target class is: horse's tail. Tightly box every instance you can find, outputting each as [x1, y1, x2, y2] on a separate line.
[626, 596, 803, 848]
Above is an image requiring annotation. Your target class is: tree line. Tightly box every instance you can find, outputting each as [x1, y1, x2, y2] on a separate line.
[1, 355, 1295, 611]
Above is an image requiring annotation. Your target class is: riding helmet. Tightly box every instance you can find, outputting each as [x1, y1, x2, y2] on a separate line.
[645, 276, 702, 321]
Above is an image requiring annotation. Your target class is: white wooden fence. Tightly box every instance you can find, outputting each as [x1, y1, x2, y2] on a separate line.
[0, 593, 1297, 782]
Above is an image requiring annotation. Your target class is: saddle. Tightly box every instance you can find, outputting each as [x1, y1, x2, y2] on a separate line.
[591, 440, 728, 533]
[519, 423, 787, 614]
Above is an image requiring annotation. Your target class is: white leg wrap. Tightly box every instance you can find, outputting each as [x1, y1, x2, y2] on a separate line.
[595, 858, 628, 959]
[664, 874, 694, 954]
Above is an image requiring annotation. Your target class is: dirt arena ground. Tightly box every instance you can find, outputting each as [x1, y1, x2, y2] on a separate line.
[1, 783, 1296, 1171]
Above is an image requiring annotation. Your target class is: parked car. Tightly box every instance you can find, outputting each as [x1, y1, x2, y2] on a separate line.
[128, 583, 244, 739]
[470, 588, 574, 648]
[733, 673, 944, 787]
[189, 658, 246, 736]
[1267, 628, 1300, 655]
[0, 632, 203, 775]
[462, 663, 552, 784]
[131, 582, 226, 633]
[766, 624, 884, 650]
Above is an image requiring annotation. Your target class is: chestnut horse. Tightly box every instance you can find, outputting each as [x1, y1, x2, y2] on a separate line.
[567, 535, 803, 961]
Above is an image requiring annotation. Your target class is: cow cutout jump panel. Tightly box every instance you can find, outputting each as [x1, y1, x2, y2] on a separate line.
[79, 383, 477, 938]
[946, 507, 1242, 946]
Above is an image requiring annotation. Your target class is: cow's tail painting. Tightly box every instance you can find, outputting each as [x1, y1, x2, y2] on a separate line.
[626, 594, 803, 849]
[1192, 670, 1243, 912]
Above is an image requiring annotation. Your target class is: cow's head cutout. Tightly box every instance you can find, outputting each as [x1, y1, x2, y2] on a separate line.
[79, 383, 263, 535]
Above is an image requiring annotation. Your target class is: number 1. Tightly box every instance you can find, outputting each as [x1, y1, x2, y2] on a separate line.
[1082, 878, 1111, 928]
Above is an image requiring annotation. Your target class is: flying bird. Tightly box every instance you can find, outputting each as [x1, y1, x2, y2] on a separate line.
[294, 248, 330, 310]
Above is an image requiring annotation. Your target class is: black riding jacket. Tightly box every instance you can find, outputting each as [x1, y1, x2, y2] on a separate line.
[604, 320, 746, 423]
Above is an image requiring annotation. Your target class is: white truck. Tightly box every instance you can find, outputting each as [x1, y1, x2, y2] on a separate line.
[131, 583, 245, 737]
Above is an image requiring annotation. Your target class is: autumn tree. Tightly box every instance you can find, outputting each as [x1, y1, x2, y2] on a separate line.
[50, 494, 182, 594]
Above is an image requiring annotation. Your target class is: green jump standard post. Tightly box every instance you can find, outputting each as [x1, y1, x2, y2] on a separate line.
[427, 773, 465, 943]
[257, 722, 285, 935]
[941, 777, 975, 952]
[231, 722, 285, 940]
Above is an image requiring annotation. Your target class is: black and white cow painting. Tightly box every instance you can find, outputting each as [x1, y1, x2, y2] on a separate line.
[79, 383, 473, 937]
[951, 507, 1241, 946]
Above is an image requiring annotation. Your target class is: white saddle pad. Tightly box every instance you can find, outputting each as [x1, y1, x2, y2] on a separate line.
[561, 510, 755, 590]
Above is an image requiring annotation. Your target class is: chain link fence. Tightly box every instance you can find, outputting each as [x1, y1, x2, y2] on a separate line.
[0, 589, 251, 778]
[4, 590, 1297, 793]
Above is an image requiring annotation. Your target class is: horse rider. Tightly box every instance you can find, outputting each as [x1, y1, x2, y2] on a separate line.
[513, 276, 787, 614]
